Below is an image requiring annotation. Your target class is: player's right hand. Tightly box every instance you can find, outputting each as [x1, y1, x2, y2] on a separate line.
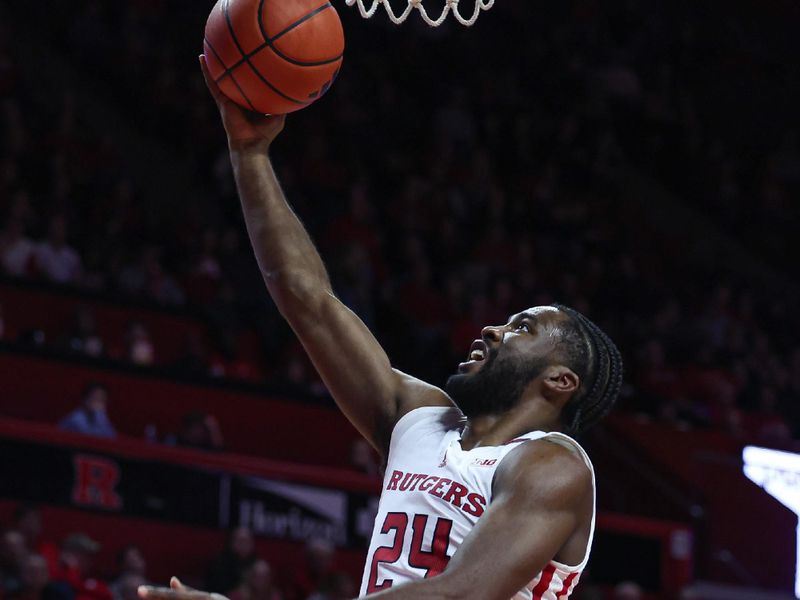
[199, 55, 285, 151]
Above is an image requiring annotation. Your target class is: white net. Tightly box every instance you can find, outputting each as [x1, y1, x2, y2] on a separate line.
[344, 0, 495, 27]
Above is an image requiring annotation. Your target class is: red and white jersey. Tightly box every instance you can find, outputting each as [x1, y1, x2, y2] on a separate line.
[359, 406, 596, 599]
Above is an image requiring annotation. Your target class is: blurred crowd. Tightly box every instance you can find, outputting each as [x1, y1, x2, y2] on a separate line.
[1, 0, 799, 447]
[0, 505, 358, 600]
[53, 380, 383, 477]
[0, 504, 702, 600]
[57, 381, 225, 451]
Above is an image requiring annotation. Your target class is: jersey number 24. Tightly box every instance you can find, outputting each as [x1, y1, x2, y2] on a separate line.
[366, 512, 453, 593]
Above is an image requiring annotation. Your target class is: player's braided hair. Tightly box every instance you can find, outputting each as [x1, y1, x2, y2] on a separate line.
[550, 303, 624, 438]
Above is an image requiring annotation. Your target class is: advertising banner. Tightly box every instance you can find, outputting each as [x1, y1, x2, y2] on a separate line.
[0, 437, 377, 549]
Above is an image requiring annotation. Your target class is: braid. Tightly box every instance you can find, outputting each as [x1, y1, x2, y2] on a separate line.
[551, 303, 624, 437]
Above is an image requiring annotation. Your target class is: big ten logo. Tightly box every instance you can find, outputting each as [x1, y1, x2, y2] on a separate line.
[472, 458, 497, 467]
[308, 67, 340, 100]
[71, 454, 123, 511]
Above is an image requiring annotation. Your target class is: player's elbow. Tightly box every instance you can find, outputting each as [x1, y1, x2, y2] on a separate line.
[265, 269, 330, 317]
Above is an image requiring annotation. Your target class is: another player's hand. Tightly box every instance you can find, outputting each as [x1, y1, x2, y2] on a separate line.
[138, 577, 228, 600]
[199, 55, 285, 151]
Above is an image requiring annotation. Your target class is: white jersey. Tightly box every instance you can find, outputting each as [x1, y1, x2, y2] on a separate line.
[359, 406, 596, 599]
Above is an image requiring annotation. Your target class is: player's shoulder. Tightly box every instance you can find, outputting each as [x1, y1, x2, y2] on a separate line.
[493, 436, 592, 509]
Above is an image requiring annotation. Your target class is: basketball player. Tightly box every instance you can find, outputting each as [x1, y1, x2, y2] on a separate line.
[139, 56, 623, 600]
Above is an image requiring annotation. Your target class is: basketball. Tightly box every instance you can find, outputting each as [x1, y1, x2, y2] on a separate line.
[203, 0, 344, 115]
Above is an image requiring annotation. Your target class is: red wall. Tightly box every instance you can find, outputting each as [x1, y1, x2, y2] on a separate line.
[0, 282, 210, 364]
[0, 352, 361, 467]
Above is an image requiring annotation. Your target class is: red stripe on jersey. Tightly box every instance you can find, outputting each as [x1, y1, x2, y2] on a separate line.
[532, 564, 556, 599]
[555, 572, 579, 598]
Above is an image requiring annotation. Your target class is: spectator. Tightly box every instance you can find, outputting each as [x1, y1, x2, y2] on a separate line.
[171, 333, 210, 377]
[348, 439, 380, 478]
[228, 560, 282, 600]
[11, 506, 57, 573]
[635, 339, 680, 407]
[748, 387, 792, 444]
[184, 229, 222, 305]
[306, 572, 355, 600]
[287, 539, 334, 600]
[9, 554, 57, 600]
[205, 527, 256, 594]
[58, 383, 116, 439]
[109, 546, 146, 600]
[0, 216, 34, 277]
[173, 412, 224, 452]
[1, 530, 28, 597]
[110, 575, 144, 600]
[271, 352, 324, 398]
[567, 573, 602, 600]
[117, 247, 184, 306]
[10, 509, 39, 555]
[57, 306, 105, 359]
[33, 216, 82, 285]
[612, 581, 644, 600]
[51, 534, 112, 600]
[677, 586, 699, 600]
[124, 322, 155, 367]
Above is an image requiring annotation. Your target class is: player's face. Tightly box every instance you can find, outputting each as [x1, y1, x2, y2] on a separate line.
[445, 306, 566, 418]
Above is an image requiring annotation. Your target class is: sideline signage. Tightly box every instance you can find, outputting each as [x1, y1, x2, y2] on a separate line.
[0, 438, 376, 549]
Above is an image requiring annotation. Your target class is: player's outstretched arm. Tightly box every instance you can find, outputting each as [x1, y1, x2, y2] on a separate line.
[199, 56, 451, 455]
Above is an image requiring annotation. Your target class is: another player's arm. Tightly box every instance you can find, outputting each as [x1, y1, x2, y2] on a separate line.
[365, 440, 592, 600]
[199, 57, 451, 455]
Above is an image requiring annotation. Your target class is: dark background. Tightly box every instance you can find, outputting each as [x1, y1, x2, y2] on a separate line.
[1, 0, 799, 599]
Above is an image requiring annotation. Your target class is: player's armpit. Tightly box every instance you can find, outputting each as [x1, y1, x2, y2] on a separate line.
[286, 288, 452, 457]
[366, 440, 593, 600]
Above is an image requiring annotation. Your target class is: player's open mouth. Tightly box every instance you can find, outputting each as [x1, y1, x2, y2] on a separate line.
[458, 340, 487, 372]
[468, 339, 487, 362]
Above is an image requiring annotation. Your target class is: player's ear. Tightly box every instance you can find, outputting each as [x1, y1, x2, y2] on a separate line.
[542, 366, 580, 400]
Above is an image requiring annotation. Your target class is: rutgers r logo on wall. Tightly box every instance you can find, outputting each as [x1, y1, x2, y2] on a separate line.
[72, 454, 123, 510]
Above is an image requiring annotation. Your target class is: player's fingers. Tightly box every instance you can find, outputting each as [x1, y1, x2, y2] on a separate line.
[198, 55, 225, 105]
[170, 577, 192, 592]
[271, 114, 287, 135]
[138, 586, 220, 600]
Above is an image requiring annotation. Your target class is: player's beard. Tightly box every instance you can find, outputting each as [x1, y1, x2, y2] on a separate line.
[445, 348, 548, 418]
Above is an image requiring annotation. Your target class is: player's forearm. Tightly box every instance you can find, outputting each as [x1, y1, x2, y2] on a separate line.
[230, 146, 332, 310]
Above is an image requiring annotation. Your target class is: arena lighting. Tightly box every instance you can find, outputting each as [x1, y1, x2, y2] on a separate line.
[743, 446, 800, 598]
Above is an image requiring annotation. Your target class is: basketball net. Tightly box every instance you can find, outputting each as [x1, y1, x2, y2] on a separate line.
[344, 0, 494, 26]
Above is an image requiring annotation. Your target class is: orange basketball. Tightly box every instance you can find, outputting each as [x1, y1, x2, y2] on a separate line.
[203, 0, 344, 115]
